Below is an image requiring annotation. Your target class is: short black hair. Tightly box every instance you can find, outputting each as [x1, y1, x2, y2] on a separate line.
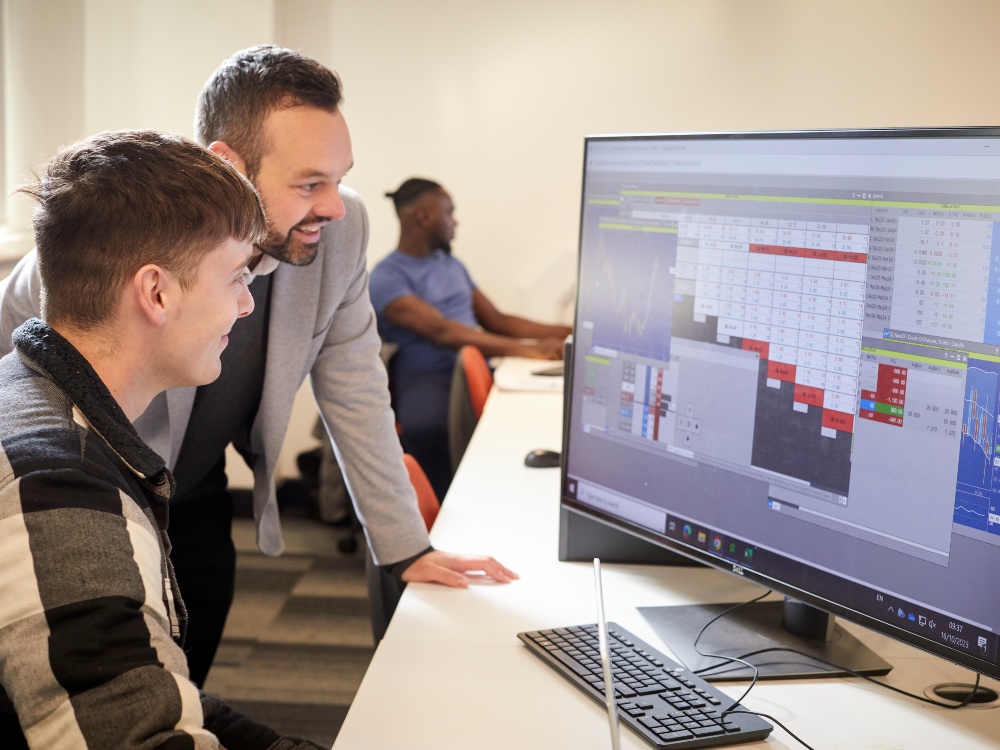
[385, 178, 442, 212]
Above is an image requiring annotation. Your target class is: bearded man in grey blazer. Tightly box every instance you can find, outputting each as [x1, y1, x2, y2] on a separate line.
[0, 45, 516, 687]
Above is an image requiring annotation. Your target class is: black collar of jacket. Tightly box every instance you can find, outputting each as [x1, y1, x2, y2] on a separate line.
[12, 318, 174, 496]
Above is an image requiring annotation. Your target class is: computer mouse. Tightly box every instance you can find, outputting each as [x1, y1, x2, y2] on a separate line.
[524, 448, 561, 468]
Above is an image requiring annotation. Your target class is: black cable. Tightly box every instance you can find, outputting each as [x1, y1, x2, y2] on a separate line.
[700, 643, 985, 709]
[685, 589, 988, 750]
[690, 589, 769, 711]
[691, 588, 773, 665]
[725, 710, 816, 750]
[686, 590, 822, 749]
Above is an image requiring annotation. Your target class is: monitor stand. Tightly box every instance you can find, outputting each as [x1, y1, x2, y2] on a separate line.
[639, 599, 892, 681]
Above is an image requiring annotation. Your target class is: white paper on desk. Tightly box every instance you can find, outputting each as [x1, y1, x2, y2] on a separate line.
[492, 356, 564, 392]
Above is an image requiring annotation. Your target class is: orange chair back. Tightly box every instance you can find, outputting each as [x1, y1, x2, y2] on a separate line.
[403, 453, 440, 531]
[460, 346, 493, 421]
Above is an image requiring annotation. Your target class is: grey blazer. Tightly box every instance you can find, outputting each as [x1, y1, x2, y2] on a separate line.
[0, 186, 430, 564]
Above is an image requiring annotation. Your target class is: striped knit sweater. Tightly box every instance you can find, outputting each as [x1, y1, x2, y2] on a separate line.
[0, 319, 320, 750]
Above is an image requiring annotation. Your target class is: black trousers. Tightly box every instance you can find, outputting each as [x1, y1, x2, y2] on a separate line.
[167, 491, 236, 688]
[167, 485, 407, 680]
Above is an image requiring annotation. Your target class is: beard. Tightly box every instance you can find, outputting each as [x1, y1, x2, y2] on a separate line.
[256, 213, 331, 266]
[433, 229, 453, 255]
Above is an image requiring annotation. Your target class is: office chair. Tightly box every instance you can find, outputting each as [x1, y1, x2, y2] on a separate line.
[448, 346, 494, 470]
[365, 453, 441, 643]
[402, 453, 440, 531]
[460, 345, 493, 420]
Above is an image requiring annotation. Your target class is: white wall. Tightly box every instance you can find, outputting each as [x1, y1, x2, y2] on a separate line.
[329, 0, 1000, 319]
[82, 1, 274, 135]
[11, 0, 1000, 306]
[5, 0, 1000, 482]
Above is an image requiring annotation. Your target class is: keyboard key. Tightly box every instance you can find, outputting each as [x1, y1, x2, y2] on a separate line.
[553, 651, 590, 677]
[692, 726, 726, 737]
[635, 684, 664, 696]
[655, 728, 694, 741]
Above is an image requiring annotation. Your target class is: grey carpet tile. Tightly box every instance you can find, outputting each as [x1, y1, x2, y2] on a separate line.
[208, 514, 375, 745]
[205, 642, 373, 704]
[211, 641, 256, 667]
[282, 595, 373, 619]
[238, 552, 316, 574]
[292, 555, 370, 599]
[263, 604, 375, 648]
[222, 699, 347, 750]
[232, 513, 355, 557]
[216, 588, 290, 641]
[235, 565, 310, 593]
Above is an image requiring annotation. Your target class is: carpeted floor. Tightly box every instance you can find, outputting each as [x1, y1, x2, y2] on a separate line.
[202, 502, 372, 748]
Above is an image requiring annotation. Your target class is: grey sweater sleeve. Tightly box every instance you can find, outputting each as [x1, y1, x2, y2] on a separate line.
[0, 250, 43, 356]
[308, 189, 432, 566]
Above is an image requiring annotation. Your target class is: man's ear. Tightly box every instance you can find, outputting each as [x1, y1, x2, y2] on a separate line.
[209, 141, 247, 176]
[132, 264, 171, 328]
[414, 205, 432, 229]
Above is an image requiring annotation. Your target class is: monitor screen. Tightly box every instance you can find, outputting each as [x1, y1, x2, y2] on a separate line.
[562, 128, 1000, 684]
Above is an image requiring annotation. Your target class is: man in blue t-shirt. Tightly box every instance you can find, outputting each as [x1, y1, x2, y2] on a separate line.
[370, 178, 571, 498]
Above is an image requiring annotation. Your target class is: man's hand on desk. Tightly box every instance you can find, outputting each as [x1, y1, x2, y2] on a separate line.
[521, 337, 566, 360]
[402, 550, 519, 587]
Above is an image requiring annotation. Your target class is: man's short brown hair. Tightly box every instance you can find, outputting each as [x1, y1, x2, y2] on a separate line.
[18, 129, 267, 329]
[195, 45, 343, 179]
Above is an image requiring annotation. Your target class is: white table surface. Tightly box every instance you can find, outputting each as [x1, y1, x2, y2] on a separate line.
[333, 361, 1000, 749]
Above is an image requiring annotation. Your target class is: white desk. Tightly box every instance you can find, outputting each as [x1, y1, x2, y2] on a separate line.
[333, 372, 1000, 749]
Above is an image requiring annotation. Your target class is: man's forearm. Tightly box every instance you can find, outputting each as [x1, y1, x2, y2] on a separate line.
[482, 313, 571, 341]
[434, 319, 557, 358]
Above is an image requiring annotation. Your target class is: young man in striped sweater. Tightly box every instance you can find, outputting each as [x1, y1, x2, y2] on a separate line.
[0, 130, 323, 749]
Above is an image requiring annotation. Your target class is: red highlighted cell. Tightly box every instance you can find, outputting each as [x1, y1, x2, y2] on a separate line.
[864, 410, 903, 427]
[877, 365, 907, 402]
[794, 384, 824, 407]
[767, 361, 796, 383]
[822, 409, 855, 433]
[750, 243, 805, 257]
[749, 243, 867, 263]
[742, 339, 770, 359]
[805, 248, 867, 263]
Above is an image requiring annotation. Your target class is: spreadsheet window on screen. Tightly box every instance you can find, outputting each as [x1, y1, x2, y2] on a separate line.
[563, 130, 1000, 677]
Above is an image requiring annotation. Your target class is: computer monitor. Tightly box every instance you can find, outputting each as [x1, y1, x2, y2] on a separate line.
[561, 128, 1000, 695]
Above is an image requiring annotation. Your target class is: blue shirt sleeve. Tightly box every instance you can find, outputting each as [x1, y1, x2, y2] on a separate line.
[369, 255, 414, 316]
[456, 259, 477, 294]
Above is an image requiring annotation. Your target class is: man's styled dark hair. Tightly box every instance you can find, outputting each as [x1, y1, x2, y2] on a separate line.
[385, 177, 443, 213]
[195, 45, 344, 179]
[17, 129, 267, 329]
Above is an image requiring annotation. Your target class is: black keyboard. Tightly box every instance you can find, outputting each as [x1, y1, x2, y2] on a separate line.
[518, 623, 773, 748]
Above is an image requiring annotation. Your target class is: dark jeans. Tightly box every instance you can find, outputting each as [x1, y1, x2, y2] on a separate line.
[393, 369, 454, 500]
[168, 491, 237, 688]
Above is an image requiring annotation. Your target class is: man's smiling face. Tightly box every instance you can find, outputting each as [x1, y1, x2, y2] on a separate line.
[250, 105, 354, 266]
